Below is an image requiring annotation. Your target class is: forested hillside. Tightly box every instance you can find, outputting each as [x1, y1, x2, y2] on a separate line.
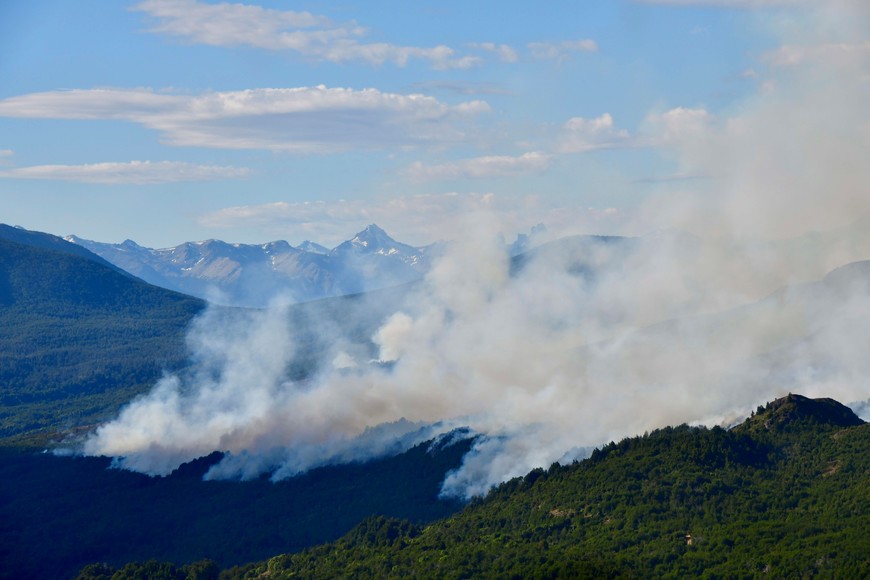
[0, 232, 205, 439]
[208, 395, 869, 579]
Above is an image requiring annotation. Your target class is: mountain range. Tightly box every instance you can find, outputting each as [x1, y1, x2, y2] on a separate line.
[64, 223, 554, 308]
[65, 224, 436, 308]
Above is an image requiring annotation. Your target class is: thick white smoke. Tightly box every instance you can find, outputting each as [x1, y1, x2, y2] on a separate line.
[83, 1, 870, 497]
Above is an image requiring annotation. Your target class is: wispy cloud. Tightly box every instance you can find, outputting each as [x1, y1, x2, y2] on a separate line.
[407, 152, 553, 182]
[556, 113, 633, 152]
[642, 107, 713, 145]
[133, 0, 479, 69]
[0, 86, 490, 153]
[198, 193, 625, 247]
[556, 108, 713, 153]
[0, 160, 249, 184]
[469, 42, 519, 63]
[408, 81, 512, 96]
[527, 40, 598, 61]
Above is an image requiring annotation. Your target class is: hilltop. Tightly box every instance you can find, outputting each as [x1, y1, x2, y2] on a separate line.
[737, 393, 864, 434]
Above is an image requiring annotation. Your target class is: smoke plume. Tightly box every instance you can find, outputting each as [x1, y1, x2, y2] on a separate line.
[83, 1, 870, 497]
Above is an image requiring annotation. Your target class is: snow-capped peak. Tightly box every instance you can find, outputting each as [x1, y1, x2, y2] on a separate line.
[349, 224, 396, 249]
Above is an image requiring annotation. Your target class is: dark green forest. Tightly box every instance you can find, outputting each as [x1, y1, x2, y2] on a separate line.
[0, 434, 472, 579]
[227, 395, 868, 579]
[88, 395, 868, 579]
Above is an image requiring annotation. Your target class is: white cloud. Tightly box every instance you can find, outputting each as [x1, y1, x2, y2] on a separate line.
[527, 40, 598, 61]
[133, 0, 478, 69]
[469, 42, 519, 63]
[0, 86, 490, 153]
[0, 160, 249, 184]
[407, 152, 553, 182]
[557, 113, 633, 152]
[197, 193, 626, 247]
[555, 108, 714, 154]
[642, 107, 713, 145]
[0, 149, 13, 156]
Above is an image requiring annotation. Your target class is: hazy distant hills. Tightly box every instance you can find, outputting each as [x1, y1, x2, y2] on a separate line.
[66, 224, 437, 308]
[64, 223, 559, 308]
[0, 225, 205, 438]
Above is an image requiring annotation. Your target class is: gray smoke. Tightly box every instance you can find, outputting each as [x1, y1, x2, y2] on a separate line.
[83, 1, 870, 497]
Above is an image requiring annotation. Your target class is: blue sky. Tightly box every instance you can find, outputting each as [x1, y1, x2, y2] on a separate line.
[0, 0, 866, 247]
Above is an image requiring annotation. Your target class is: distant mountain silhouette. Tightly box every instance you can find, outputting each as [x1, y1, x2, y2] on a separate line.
[66, 224, 434, 307]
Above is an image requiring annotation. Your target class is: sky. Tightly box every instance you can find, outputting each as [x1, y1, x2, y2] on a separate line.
[0, 0, 865, 248]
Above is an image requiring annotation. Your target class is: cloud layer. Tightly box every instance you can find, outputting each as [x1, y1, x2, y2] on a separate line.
[0, 160, 248, 184]
[133, 0, 478, 69]
[0, 86, 489, 153]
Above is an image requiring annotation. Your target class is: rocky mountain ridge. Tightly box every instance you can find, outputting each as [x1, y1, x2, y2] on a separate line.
[65, 224, 433, 308]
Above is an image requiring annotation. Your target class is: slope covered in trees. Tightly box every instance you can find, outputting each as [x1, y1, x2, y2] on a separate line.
[211, 395, 869, 579]
[0, 434, 473, 579]
[0, 230, 206, 439]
